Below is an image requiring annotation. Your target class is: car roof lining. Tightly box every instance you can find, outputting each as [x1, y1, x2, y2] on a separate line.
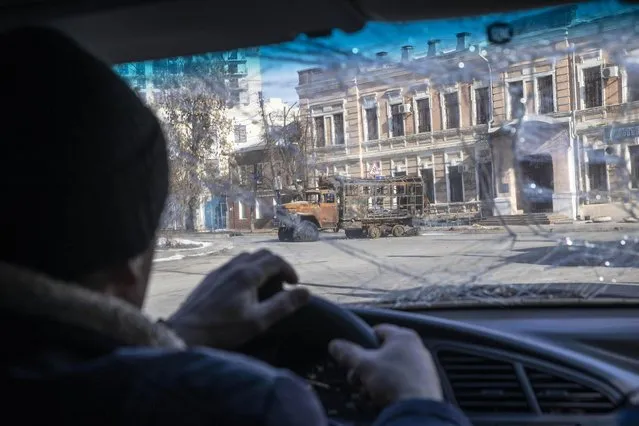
[0, 0, 594, 63]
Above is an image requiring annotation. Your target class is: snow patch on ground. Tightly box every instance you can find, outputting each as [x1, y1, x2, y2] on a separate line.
[153, 240, 232, 263]
[156, 237, 212, 251]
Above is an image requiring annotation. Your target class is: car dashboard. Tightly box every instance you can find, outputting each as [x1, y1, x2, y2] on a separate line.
[275, 305, 639, 426]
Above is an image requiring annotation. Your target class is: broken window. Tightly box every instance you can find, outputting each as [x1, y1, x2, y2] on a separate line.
[537, 75, 555, 114]
[627, 64, 639, 102]
[390, 104, 405, 136]
[583, 66, 603, 108]
[234, 125, 247, 143]
[365, 107, 379, 140]
[448, 165, 464, 203]
[509, 80, 525, 118]
[314, 116, 325, 147]
[421, 168, 435, 203]
[416, 98, 431, 133]
[334, 113, 345, 145]
[588, 149, 608, 191]
[475, 87, 489, 125]
[445, 92, 460, 129]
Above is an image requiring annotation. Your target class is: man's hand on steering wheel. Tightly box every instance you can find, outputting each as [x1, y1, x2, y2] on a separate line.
[329, 324, 444, 407]
[165, 249, 310, 349]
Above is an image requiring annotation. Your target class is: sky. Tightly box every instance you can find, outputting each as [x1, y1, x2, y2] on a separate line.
[259, 0, 633, 104]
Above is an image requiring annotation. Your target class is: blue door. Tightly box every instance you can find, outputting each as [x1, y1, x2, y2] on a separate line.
[205, 196, 228, 230]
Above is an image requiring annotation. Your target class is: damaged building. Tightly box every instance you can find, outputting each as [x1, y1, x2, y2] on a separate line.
[295, 6, 639, 223]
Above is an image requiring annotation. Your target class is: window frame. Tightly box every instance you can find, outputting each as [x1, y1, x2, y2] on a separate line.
[441, 88, 461, 130]
[534, 72, 557, 115]
[471, 82, 490, 125]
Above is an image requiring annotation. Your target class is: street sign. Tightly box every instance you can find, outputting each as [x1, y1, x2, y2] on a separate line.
[369, 163, 380, 177]
[605, 123, 639, 144]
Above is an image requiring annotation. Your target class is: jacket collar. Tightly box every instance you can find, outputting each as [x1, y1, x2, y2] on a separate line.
[0, 262, 185, 349]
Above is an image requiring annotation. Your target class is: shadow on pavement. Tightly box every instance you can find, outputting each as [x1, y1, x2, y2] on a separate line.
[507, 239, 639, 268]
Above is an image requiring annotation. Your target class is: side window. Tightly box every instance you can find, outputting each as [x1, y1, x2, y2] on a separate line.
[323, 193, 336, 203]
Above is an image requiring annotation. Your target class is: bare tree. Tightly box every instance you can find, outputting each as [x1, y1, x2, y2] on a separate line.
[151, 56, 233, 230]
[258, 94, 313, 202]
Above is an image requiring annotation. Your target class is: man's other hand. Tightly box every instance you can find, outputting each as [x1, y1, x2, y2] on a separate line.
[166, 249, 310, 349]
[329, 324, 444, 406]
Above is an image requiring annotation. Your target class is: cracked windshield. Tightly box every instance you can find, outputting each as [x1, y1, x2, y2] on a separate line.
[115, 0, 639, 318]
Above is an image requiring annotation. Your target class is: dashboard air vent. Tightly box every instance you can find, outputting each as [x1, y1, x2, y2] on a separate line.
[525, 368, 616, 415]
[438, 350, 530, 413]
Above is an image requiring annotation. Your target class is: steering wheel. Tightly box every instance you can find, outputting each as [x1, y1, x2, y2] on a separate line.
[239, 286, 381, 423]
[241, 293, 379, 354]
[266, 295, 379, 348]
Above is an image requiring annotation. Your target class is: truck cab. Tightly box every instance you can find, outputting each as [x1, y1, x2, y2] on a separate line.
[276, 188, 339, 242]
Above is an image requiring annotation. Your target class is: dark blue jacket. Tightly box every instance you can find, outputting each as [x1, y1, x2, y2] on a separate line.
[0, 264, 471, 426]
[2, 313, 470, 426]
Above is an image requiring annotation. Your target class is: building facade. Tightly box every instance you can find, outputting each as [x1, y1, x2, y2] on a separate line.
[115, 48, 264, 230]
[296, 6, 639, 222]
[227, 98, 302, 231]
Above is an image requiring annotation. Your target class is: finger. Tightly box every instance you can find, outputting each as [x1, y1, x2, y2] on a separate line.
[252, 251, 299, 285]
[232, 252, 298, 292]
[252, 287, 310, 330]
[372, 323, 407, 342]
[328, 339, 367, 370]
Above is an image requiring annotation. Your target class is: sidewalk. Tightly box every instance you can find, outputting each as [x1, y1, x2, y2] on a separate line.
[420, 221, 639, 234]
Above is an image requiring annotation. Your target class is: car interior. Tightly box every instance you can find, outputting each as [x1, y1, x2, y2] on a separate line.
[3, 0, 639, 425]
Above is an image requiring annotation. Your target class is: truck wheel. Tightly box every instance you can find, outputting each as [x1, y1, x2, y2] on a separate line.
[368, 226, 382, 239]
[391, 225, 405, 237]
[278, 227, 293, 242]
[294, 221, 319, 242]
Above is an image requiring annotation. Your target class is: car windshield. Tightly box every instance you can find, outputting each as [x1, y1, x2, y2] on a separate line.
[120, 0, 639, 318]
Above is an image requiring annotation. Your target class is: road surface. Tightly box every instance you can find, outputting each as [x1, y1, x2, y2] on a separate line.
[145, 228, 639, 319]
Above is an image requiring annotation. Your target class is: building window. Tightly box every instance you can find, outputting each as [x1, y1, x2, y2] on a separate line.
[627, 65, 639, 102]
[255, 200, 261, 219]
[238, 202, 246, 219]
[254, 163, 264, 184]
[365, 107, 378, 141]
[230, 91, 240, 104]
[537, 75, 555, 114]
[334, 113, 345, 145]
[583, 66, 603, 108]
[421, 168, 435, 203]
[314, 117, 325, 147]
[477, 161, 493, 201]
[448, 165, 464, 202]
[630, 145, 639, 189]
[234, 125, 247, 143]
[474, 87, 489, 125]
[508, 81, 525, 119]
[390, 104, 405, 136]
[416, 98, 431, 133]
[444, 93, 460, 129]
[588, 149, 608, 191]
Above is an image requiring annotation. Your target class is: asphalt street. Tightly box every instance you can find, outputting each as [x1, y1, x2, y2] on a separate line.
[145, 228, 639, 319]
